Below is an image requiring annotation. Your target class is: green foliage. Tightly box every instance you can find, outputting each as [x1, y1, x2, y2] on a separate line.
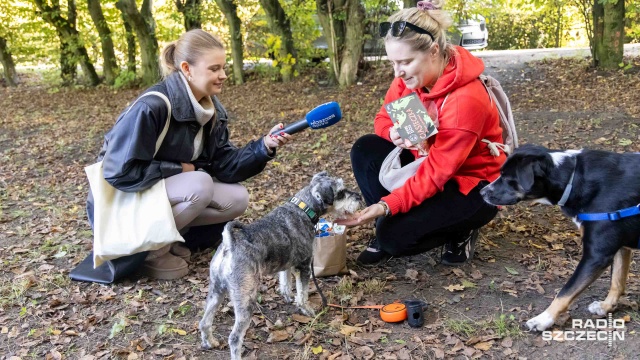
[363, 0, 400, 53]
[113, 69, 139, 89]
[245, 0, 320, 64]
[445, 0, 592, 49]
[626, 0, 640, 42]
[1, 1, 58, 65]
[1, 0, 635, 86]
[486, 13, 545, 50]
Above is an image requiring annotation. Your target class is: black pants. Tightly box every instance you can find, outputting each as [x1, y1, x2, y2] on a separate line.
[350, 134, 498, 257]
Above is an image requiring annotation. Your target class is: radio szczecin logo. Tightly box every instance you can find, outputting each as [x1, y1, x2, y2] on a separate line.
[542, 313, 625, 347]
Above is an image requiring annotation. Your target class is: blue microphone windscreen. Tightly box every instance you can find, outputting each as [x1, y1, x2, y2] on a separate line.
[305, 102, 342, 129]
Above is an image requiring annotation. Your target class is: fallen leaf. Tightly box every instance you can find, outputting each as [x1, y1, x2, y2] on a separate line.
[312, 345, 323, 354]
[452, 268, 466, 277]
[501, 337, 513, 348]
[292, 313, 312, 323]
[473, 341, 493, 351]
[339, 324, 363, 336]
[470, 269, 483, 280]
[267, 329, 290, 343]
[170, 328, 187, 336]
[443, 284, 465, 292]
[405, 269, 419, 280]
[504, 266, 519, 275]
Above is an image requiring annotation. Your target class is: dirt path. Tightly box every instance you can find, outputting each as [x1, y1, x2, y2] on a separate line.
[1, 53, 639, 359]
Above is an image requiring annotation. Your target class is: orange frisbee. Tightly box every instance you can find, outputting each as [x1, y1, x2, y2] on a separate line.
[380, 303, 407, 323]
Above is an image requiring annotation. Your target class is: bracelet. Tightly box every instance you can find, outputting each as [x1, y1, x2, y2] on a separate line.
[378, 201, 391, 217]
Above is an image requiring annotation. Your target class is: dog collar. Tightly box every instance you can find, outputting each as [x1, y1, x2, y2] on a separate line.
[557, 159, 576, 207]
[577, 203, 640, 221]
[289, 197, 319, 224]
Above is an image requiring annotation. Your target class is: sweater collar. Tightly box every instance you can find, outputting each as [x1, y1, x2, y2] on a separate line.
[178, 72, 215, 126]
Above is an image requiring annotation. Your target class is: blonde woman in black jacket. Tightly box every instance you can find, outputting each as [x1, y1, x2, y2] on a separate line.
[86, 29, 292, 280]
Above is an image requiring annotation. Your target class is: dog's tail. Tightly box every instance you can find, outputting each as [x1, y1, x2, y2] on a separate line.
[222, 220, 244, 249]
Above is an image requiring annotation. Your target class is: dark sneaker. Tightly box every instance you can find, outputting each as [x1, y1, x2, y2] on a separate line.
[356, 238, 391, 266]
[441, 229, 479, 266]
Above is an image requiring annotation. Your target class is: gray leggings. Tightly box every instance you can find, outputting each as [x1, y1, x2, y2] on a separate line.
[164, 171, 249, 231]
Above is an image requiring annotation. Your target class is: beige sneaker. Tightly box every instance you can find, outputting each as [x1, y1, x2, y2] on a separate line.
[141, 245, 189, 280]
[170, 242, 191, 262]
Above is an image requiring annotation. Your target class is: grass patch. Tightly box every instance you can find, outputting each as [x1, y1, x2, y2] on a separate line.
[0, 277, 32, 309]
[292, 343, 312, 360]
[332, 276, 353, 302]
[445, 313, 524, 339]
[445, 318, 478, 337]
[356, 278, 386, 294]
[490, 313, 524, 338]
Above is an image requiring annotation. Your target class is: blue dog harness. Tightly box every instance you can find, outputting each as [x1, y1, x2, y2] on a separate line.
[559, 155, 640, 222]
[576, 204, 640, 221]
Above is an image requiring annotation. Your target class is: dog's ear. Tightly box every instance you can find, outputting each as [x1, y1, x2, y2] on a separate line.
[312, 171, 329, 181]
[311, 182, 334, 205]
[515, 161, 536, 191]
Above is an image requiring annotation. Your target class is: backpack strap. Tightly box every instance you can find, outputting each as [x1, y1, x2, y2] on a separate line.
[477, 77, 505, 156]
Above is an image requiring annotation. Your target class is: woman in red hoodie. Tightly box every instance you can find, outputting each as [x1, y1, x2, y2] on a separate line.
[338, 0, 506, 266]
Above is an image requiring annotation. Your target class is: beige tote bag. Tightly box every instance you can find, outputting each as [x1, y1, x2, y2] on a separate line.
[87, 91, 184, 268]
[378, 147, 427, 192]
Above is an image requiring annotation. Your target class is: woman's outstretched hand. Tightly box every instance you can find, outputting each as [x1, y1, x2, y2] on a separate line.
[335, 203, 386, 227]
[264, 123, 293, 149]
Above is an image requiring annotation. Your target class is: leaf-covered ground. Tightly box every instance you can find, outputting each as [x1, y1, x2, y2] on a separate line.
[1, 55, 640, 360]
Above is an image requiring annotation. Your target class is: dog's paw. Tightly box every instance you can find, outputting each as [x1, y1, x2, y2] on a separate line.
[200, 331, 220, 350]
[299, 304, 316, 317]
[280, 292, 294, 303]
[526, 311, 555, 332]
[588, 301, 610, 316]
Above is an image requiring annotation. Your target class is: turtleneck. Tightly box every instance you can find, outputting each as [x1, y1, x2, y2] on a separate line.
[179, 72, 215, 161]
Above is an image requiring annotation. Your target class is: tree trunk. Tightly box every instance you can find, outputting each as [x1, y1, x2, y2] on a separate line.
[573, 0, 595, 65]
[259, 0, 296, 82]
[175, 0, 203, 30]
[63, 0, 77, 83]
[555, 3, 563, 48]
[592, 0, 604, 66]
[316, 0, 365, 87]
[215, 0, 244, 85]
[0, 36, 18, 86]
[59, 29, 76, 85]
[34, 0, 101, 86]
[595, 0, 625, 69]
[88, 0, 118, 85]
[117, 0, 160, 85]
[120, 10, 137, 74]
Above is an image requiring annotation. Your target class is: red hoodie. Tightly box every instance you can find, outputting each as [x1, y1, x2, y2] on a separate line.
[376, 46, 506, 215]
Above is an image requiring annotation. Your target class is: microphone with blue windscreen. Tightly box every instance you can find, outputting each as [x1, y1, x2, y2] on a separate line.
[271, 101, 342, 135]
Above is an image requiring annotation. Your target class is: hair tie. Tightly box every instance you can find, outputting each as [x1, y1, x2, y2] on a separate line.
[417, 0, 437, 11]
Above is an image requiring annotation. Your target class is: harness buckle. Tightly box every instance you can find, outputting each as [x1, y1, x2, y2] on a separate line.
[608, 211, 622, 221]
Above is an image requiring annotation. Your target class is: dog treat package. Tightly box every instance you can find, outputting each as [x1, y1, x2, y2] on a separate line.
[313, 219, 349, 277]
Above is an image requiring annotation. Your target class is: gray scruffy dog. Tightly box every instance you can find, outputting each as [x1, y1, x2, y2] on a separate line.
[199, 171, 361, 359]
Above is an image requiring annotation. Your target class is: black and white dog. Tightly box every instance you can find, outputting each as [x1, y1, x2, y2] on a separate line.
[199, 171, 361, 359]
[481, 144, 640, 331]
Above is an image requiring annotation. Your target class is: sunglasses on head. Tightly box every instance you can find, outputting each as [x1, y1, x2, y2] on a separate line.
[379, 21, 435, 42]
